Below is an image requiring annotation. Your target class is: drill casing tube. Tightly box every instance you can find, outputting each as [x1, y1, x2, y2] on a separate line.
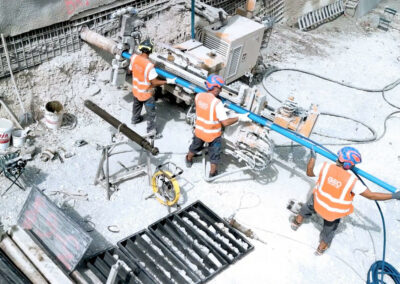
[84, 100, 159, 156]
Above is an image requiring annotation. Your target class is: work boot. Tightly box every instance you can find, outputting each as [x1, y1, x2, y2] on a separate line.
[290, 215, 303, 231]
[147, 129, 162, 139]
[315, 241, 329, 256]
[131, 115, 143, 125]
[185, 155, 193, 168]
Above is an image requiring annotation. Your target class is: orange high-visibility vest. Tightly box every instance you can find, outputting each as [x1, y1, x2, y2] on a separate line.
[194, 92, 222, 142]
[130, 54, 154, 101]
[313, 162, 357, 221]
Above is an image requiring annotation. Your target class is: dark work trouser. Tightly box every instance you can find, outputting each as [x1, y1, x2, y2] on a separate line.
[299, 195, 341, 245]
[189, 136, 222, 164]
[132, 96, 156, 133]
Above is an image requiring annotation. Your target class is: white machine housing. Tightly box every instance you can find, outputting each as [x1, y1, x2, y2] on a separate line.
[201, 15, 266, 83]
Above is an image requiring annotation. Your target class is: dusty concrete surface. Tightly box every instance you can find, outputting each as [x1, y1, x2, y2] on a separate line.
[0, 2, 400, 283]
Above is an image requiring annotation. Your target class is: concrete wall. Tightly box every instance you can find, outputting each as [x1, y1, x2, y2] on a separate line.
[284, 0, 337, 26]
[356, 0, 380, 17]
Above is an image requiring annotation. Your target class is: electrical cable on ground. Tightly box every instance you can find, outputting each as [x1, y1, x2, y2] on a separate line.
[261, 67, 400, 145]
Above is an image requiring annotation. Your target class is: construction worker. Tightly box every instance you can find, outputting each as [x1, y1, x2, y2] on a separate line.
[129, 38, 176, 138]
[291, 146, 400, 255]
[185, 74, 251, 177]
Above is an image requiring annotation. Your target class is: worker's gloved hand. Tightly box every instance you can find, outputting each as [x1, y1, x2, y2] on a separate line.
[310, 149, 316, 159]
[166, 77, 176, 84]
[392, 191, 400, 200]
[237, 113, 251, 122]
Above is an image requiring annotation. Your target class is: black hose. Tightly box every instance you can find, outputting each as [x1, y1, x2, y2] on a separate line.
[261, 67, 400, 145]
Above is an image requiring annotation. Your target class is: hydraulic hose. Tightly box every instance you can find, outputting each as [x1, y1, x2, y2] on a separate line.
[121, 51, 398, 193]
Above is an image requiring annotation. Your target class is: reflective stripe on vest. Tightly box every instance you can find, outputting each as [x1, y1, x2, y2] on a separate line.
[131, 54, 154, 101]
[194, 92, 222, 142]
[313, 162, 357, 221]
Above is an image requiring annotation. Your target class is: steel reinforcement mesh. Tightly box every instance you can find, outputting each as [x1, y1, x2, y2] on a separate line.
[0, 0, 285, 79]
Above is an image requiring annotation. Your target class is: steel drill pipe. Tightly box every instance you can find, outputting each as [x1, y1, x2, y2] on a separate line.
[84, 100, 159, 155]
[117, 55, 397, 192]
[80, 27, 119, 55]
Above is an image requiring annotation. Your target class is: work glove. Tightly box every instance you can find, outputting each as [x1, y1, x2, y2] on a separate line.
[392, 191, 400, 200]
[166, 77, 177, 84]
[237, 112, 251, 122]
[310, 148, 316, 159]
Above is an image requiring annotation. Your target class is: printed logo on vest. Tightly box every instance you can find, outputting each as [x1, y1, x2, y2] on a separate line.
[327, 176, 342, 189]
[198, 101, 208, 110]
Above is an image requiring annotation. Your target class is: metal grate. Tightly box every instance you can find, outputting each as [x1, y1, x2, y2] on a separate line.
[116, 200, 253, 283]
[203, 34, 229, 58]
[85, 247, 153, 283]
[118, 230, 202, 284]
[298, 0, 344, 31]
[226, 45, 242, 79]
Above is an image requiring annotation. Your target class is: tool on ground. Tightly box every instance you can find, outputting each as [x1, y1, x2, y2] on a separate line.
[0, 152, 28, 196]
[226, 217, 267, 244]
[150, 162, 183, 207]
[48, 190, 89, 202]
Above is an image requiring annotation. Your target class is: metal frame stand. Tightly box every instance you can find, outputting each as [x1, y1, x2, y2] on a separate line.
[94, 135, 153, 200]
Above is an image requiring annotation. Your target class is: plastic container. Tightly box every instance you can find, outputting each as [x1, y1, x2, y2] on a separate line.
[12, 129, 26, 147]
[44, 101, 64, 130]
[0, 118, 13, 150]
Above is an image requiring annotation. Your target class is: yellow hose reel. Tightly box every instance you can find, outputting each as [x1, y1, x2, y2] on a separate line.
[151, 162, 183, 206]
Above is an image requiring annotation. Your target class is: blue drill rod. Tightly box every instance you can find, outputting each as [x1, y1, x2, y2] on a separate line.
[122, 51, 397, 193]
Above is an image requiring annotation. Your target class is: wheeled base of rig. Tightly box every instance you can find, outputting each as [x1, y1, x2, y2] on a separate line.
[94, 137, 153, 200]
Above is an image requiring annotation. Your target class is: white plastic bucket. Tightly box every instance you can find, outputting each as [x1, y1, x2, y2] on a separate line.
[44, 101, 64, 130]
[12, 129, 26, 147]
[0, 118, 13, 150]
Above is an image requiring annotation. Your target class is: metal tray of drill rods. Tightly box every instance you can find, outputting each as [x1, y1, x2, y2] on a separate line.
[85, 247, 154, 283]
[118, 229, 202, 284]
[114, 200, 254, 283]
[149, 200, 253, 282]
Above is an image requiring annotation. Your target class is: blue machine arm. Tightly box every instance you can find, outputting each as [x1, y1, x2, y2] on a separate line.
[122, 51, 397, 193]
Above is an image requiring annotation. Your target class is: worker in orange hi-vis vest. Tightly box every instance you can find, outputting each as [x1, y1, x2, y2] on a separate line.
[129, 39, 177, 138]
[185, 74, 251, 178]
[291, 147, 400, 255]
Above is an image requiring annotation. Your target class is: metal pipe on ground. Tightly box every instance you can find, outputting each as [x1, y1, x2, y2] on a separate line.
[9, 226, 74, 284]
[84, 100, 159, 156]
[98, 46, 396, 193]
[70, 270, 90, 284]
[0, 235, 48, 283]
